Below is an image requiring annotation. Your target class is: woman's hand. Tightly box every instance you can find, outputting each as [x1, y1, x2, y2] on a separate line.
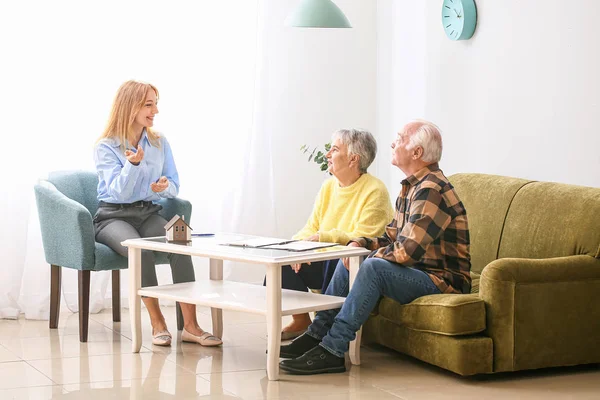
[292, 262, 311, 273]
[150, 176, 169, 193]
[305, 233, 320, 242]
[125, 146, 144, 165]
[342, 242, 363, 270]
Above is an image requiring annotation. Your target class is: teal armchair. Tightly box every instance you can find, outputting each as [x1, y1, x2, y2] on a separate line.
[34, 170, 192, 342]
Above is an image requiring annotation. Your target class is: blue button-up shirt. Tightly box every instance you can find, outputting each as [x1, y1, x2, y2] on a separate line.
[94, 131, 180, 203]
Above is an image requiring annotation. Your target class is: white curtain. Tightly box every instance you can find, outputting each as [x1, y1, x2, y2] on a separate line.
[0, 0, 379, 320]
[0, 0, 275, 319]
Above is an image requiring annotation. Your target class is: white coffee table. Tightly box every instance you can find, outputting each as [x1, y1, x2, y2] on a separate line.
[122, 233, 370, 380]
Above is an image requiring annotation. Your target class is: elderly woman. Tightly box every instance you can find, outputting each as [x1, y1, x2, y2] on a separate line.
[279, 129, 393, 340]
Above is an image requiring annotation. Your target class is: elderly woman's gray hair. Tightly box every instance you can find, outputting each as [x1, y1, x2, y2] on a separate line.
[331, 129, 377, 173]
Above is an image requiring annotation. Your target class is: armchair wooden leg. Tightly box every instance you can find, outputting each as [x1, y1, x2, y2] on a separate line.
[112, 270, 121, 322]
[176, 302, 184, 331]
[49, 265, 61, 329]
[78, 270, 90, 342]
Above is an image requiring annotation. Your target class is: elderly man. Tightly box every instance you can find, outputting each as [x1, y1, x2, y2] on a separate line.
[279, 120, 471, 375]
[271, 129, 393, 340]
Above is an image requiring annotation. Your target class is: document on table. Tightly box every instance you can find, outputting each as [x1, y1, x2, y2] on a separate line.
[261, 241, 339, 252]
[221, 237, 295, 248]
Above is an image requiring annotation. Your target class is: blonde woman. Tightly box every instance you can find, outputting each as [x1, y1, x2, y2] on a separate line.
[94, 80, 221, 347]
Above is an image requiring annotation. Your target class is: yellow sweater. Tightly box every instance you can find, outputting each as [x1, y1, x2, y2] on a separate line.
[293, 173, 393, 245]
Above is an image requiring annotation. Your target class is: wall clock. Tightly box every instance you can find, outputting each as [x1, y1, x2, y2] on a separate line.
[442, 0, 477, 41]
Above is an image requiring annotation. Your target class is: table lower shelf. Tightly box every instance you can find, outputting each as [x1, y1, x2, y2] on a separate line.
[138, 280, 345, 316]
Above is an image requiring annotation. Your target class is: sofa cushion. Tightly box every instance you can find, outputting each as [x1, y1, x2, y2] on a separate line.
[363, 316, 493, 376]
[378, 294, 486, 336]
[498, 181, 600, 260]
[449, 174, 533, 274]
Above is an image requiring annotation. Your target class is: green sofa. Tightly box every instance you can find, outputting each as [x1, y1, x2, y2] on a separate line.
[362, 173, 600, 375]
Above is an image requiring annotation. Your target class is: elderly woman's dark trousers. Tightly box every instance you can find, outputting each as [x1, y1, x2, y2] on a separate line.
[265, 259, 340, 293]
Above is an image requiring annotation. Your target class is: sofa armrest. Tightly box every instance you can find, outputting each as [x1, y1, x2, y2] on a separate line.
[157, 197, 192, 224]
[481, 255, 600, 283]
[34, 182, 96, 270]
[480, 255, 600, 372]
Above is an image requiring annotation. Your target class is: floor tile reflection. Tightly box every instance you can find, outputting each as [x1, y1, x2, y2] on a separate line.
[0, 307, 598, 399]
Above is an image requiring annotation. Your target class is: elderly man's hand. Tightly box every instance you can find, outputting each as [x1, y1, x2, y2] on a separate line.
[342, 242, 363, 270]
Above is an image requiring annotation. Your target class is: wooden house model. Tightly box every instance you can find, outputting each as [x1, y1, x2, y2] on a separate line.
[164, 214, 192, 242]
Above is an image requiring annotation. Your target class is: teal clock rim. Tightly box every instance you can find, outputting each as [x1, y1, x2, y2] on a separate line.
[441, 0, 477, 41]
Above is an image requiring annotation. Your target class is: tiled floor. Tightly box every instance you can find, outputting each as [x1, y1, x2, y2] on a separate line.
[0, 306, 598, 399]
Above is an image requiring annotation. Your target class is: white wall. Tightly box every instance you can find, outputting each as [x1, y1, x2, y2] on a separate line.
[263, 0, 378, 238]
[375, 0, 427, 197]
[377, 0, 600, 191]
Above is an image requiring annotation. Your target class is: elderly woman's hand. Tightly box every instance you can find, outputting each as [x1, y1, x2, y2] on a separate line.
[342, 242, 363, 270]
[292, 262, 311, 273]
[305, 233, 320, 242]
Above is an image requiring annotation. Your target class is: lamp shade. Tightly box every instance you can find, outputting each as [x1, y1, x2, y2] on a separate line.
[286, 0, 352, 28]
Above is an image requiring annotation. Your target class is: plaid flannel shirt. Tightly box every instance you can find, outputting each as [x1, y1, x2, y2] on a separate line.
[352, 163, 471, 294]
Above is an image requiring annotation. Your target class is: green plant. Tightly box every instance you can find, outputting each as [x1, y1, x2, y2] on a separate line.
[300, 142, 331, 172]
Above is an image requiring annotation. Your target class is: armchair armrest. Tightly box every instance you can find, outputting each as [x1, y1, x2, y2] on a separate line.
[157, 197, 192, 224]
[34, 181, 96, 270]
[480, 255, 600, 372]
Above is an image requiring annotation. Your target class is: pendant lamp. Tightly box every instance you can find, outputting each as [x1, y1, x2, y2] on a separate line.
[286, 0, 352, 28]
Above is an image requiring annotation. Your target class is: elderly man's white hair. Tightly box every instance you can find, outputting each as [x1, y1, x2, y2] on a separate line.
[404, 120, 443, 163]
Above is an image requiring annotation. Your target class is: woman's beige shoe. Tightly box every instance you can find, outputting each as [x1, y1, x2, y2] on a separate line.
[152, 330, 172, 346]
[182, 328, 223, 347]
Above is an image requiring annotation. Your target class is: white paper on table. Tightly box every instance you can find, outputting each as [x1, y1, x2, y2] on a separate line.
[262, 241, 339, 252]
[221, 237, 294, 248]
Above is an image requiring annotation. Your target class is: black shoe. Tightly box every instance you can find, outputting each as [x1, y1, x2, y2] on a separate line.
[280, 345, 346, 375]
[279, 333, 320, 359]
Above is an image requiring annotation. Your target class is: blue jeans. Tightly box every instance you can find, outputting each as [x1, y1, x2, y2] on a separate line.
[307, 258, 441, 358]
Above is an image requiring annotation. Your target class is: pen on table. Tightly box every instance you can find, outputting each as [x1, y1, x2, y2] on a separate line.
[192, 233, 215, 237]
